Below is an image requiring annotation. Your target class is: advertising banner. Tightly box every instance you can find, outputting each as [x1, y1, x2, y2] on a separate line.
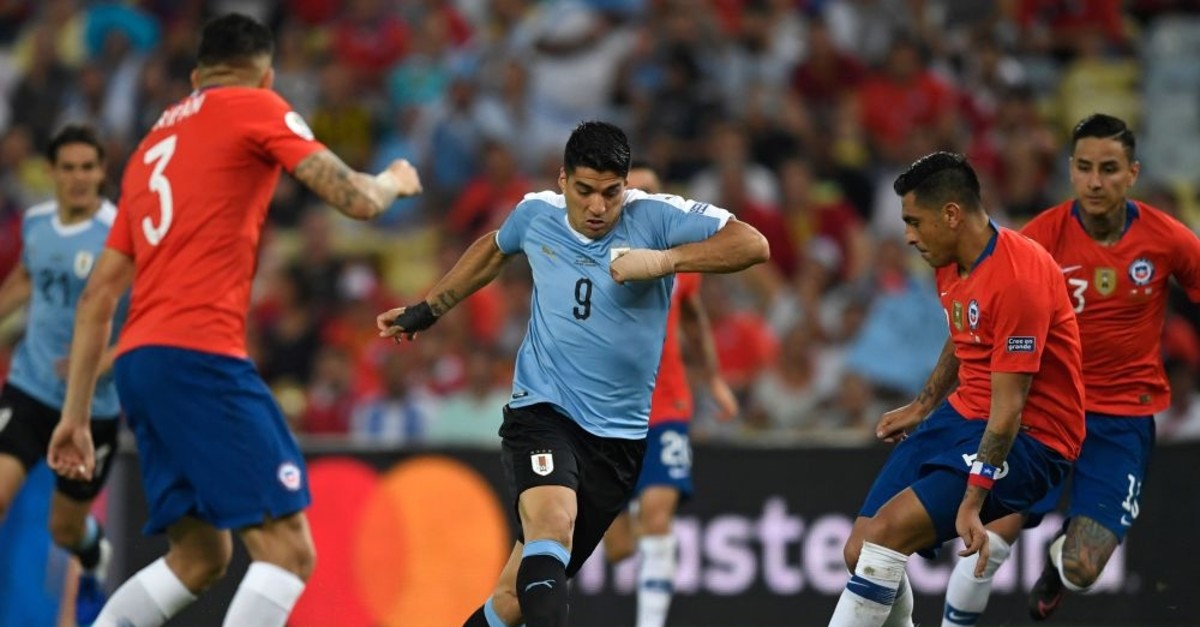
[108, 442, 1200, 626]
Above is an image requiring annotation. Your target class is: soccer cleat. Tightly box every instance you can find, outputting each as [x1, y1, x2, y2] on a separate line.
[1028, 537, 1066, 621]
[76, 538, 113, 625]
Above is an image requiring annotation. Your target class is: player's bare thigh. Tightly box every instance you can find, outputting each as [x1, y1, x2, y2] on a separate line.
[518, 484, 577, 548]
[48, 491, 95, 547]
[238, 510, 317, 580]
[165, 516, 234, 593]
[602, 510, 636, 563]
[844, 489, 938, 569]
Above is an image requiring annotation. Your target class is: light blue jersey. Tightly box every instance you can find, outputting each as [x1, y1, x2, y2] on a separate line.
[8, 200, 123, 417]
[496, 189, 731, 439]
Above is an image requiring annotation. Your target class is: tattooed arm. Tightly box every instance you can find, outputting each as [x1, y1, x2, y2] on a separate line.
[424, 231, 512, 316]
[916, 337, 960, 414]
[956, 370, 1032, 575]
[876, 337, 958, 442]
[292, 150, 422, 220]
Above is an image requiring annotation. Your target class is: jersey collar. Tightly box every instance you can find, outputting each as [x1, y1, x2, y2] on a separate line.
[1070, 199, 1139, 236]
[968, 220, 1000, 270]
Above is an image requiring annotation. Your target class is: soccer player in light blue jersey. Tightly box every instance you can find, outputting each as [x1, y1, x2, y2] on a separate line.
[0, 124, 123, 625]
[377, 121, 769, 627]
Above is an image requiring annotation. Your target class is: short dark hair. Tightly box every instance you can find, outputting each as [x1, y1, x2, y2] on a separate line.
[564, 121, 631, 177]
[197, 13, 274, 68]
[893, 151, 982, 211]
[46, 124, 105, 164]
[1072, 113, 1136, 161]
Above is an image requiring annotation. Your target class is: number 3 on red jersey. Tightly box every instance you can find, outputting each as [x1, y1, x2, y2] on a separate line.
[142, 135, 177, 246]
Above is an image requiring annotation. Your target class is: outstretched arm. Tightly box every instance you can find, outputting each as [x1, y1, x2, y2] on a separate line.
[49, 248, 134, 480]
[292, 150, 422, 221]
[377, 231, 512, 340]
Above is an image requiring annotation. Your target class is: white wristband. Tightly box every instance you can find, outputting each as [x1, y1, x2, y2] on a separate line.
[374, 170, 401, 198]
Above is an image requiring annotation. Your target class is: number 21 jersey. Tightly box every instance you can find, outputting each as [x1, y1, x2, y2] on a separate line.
[108, 87, 325, 359]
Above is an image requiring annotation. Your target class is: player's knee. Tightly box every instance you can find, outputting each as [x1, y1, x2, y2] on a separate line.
[639, 507, 672, 536]
[843, 539, 861, 572]
[291, 538, 317, 582]
[47, 511, 84, 549]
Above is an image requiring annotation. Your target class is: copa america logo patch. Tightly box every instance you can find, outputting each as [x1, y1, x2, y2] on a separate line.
[531, 451, 554, 476]
[277, 462, 303, 491]
[1128, 258, 1155, 286]
[967, 299, 980, 330]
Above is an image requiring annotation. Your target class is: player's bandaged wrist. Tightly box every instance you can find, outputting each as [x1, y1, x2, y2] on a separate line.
[374, 170, 402, 198]
[967, 460, 999, 490]
[389, 301, 438, 332]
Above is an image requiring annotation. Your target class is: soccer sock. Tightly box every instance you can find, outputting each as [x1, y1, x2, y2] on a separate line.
[881, 572, 914, 627]
[1048, 533, 1090, 592]
[92, 557, 196, 627]
[636, 534, 677, 627]
[73, 515, 103, 571]
[829, 541, 908, 627]
[221, 561, 306, 627]
[942, 530, 1012, 626]
[516, 539, 570, 627]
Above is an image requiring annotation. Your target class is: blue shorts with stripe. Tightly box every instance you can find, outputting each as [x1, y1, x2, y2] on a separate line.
[859, 402, 1070, 550]
[1026, 413, 1154, 541]
[633, 420, 694, 501]
[115, 346, 311, 535]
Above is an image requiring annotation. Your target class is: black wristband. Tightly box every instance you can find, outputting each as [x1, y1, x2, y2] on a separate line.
[390, 301, 438, 332]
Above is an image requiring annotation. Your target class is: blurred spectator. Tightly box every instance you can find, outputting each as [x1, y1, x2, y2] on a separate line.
[857, 37, 958, 165]
[302, 346, 358, 436]
[256, 264, 322, 387]
[746, 325, 825, 432]
[427, 350, 509, 446]
[350, 350, 437, 445]
[332, 0, 409, 82]
[447, 140, 530, 241]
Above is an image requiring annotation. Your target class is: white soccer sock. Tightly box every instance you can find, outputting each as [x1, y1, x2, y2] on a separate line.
[92, 557, 196, 627]
[882, 572, 914, 627]
[1048, 533, 1090, 593]
[942, 531, 1012, 626]
[829, 541, 908, 627]
[222, 561, 307, 627]
[636, 534, 677, 627]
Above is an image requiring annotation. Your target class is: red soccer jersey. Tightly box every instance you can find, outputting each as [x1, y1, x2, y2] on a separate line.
[108, 87, 325, 358]
[649, 273, 701, 425]
[1021, 200, 1200, 415]
[940, 228, 1086, 461]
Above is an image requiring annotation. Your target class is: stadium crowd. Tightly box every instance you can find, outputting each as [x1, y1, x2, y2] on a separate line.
[3, 0, 1200, 447]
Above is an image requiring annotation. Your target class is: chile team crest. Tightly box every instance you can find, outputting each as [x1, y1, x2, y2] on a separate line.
[1128, 258, 1155, 286]
[967, 299, 980, 330]
[531, 451, 554, 476]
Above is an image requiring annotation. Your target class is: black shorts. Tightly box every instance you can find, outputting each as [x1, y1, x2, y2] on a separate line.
[0, 383, 120, 501]
[499, 403, 646, 577]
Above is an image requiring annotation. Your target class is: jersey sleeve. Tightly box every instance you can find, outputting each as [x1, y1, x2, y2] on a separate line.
[989, 276, 1052, 373]
[1168, 220, 1200, 302]
[243, 91, 327, 172]
[495, 197, 538, 255]
[105, 202, 133, 256]
[647, 194, 732, 249]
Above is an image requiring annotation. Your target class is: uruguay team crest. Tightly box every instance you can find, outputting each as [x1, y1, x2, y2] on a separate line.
[73, 251, 94, 278]
[531, 451, 554, 476]
[1095, 267, 1117, 296]
[1128, 258, 1155, 286]
[967, 299, 979, 330]
[951, 301, 964, 331]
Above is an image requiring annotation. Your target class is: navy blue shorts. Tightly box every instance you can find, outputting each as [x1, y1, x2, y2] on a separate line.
[115, 346, 311, 535]
[1027, 413, 1154, 540]
[859, 402, 1070, 549]
[633, 420, 694, 501]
